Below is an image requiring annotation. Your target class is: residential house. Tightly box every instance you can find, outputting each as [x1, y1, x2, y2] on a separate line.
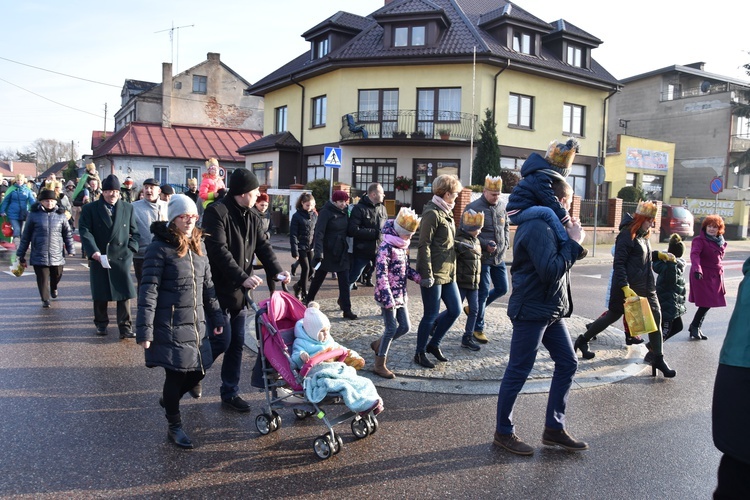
[607, 62, 750, 202]
[0, 161, 37, 182]
[91, 53, 264, 188]
[244, 0, 620, 213]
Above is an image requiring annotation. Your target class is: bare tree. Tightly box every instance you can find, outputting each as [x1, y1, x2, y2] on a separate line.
[31, 139, 78, 172]
[0, 148, 16, 161]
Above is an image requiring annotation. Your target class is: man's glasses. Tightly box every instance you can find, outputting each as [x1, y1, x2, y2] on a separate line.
[178, 214, 199, 221]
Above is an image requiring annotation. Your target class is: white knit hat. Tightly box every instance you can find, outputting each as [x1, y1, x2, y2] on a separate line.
[167, 194, 198, 223]
[302, 302, 330, 341]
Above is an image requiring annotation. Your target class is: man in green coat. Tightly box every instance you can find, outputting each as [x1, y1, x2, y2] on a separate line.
[79, 174, 139, 338]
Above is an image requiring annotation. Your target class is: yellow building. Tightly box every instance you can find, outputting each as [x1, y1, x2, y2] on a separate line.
[243, 0, 620, 212]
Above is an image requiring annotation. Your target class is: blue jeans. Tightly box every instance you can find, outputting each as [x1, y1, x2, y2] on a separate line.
[459, 288, 479, 338]
[416, 281, 461, 353]
[496, 318, 578, 434]
[348, 254, 374, 286]
[475, 262, 508, 332]
[378, 306, 411, 356]
[10, 218, 24, 239]
[208, 308, 247, 401]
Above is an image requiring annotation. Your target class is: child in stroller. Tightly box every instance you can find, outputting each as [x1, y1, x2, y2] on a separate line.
[253, 292, 382, 459]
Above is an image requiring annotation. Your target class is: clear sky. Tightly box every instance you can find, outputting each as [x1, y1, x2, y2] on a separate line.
[1, 0, 747, 159]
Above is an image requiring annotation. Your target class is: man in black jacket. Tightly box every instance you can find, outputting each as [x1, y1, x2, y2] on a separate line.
[202, 169, 290, 412]
[347, 183, 387, 287]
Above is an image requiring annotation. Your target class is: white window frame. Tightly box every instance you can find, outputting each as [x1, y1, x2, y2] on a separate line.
[512, 32, 531, 55]
[566, 45, 582, 67]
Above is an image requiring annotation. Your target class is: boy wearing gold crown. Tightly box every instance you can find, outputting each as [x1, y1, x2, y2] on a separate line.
[506, 138, 579, 229]
[462, 174, 510, 344]
[574, 200, 676, 378]
[455, 209, 484, 351]
[370, 207, 422, 378]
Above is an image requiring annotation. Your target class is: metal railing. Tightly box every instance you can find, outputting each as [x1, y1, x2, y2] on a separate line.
[340, 110, 478, 142]
[578, 198, 609, 226]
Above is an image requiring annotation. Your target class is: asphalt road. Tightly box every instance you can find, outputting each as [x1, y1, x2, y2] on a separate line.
[0, 239, 748, 499]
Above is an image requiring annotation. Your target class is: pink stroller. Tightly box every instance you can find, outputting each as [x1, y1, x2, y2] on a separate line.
[250, 290, 380, 459]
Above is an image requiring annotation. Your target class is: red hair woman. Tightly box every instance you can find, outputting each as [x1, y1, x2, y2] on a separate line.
[687, 215, 727, 340]
[575, 201, 676, 377]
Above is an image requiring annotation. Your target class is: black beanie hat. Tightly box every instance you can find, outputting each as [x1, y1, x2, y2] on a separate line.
[102, 174, 121, 191]
[228, 168, 260, 195]
[667, 234, 685, 258]
[38, 189, 57, 201]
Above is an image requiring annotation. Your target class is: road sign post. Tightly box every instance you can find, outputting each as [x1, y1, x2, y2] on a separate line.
[591, 164, 606, 256]
[710, 176, 723, 214]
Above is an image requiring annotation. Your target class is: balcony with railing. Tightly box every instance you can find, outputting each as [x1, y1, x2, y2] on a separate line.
[340, 110, 477, 143]
[731, 134, 750, 153]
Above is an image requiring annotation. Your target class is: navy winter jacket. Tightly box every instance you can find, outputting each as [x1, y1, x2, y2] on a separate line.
[17, 203, 74, 266]
[507, 212, 583, 321]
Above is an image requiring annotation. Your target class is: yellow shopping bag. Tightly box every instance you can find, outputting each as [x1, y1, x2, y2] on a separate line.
[623, 296, 657, 336]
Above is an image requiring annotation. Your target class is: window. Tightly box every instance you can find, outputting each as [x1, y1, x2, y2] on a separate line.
[508, 93, 533, 129]
[736, 116, 750, 138]
[666, 83, 681, 101]
[394, 26, 425, 47]
[185, 167, 199, 186]
[192, 75, 207, 94]
[642, 174, 664, 201]
[275, 106, 288, 134]
[566, 45, 583, 67]
[358, 89, 399, 137]
[625, 172, 636, 187]
[352, 158, 397, 195]
[312, 96, 327, 128]
[568, 164, 587, 198]
[501, 157, 524, 171]
[315, 38, 330, 59]
[512, 32, 531, 54]
[252, 162, 271, 186]
[154, 166, 168, 185]
[417, 88, 461, 135]
[306, 154, 330, 182]
[563, 103, 584, 136]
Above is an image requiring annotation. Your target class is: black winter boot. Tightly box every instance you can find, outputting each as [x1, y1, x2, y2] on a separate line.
[166, 413, 194, 449]
[651, 354, 676, 378]
[574, 335, 595, 359]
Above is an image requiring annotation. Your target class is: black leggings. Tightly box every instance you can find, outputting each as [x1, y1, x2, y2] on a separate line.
[296, 251, 313, 296]
[662, 317, 684, 342]
[691, 306, 710, 327]
[163, 368, 204, 416]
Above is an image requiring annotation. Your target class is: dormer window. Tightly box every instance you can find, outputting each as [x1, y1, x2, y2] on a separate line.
[394, 26, 426, 47]
[512, 31, 532, 55]
[313, 37, 330, 60]
[566, 44, 583, 67]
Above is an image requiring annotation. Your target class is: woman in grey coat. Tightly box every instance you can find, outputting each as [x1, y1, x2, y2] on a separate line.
[136, 195, 225, 449]
[16, 189, 74, 307]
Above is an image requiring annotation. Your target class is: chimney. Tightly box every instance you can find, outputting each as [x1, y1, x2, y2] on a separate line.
[162, 62, 172, 128]
[207, 52, 220, 62]
[684, 62, 706, 71]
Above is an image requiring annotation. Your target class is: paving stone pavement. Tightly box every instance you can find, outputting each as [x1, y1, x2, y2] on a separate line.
[246, 293, 649, 396]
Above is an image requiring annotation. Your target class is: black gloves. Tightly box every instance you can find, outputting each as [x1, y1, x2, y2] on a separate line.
[694, 272, 703, 280]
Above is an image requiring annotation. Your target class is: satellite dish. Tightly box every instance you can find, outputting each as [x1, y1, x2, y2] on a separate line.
[700, 81, 711, 93]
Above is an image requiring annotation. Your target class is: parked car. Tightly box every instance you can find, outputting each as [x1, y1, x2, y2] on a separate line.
[660, 204, 694, 241]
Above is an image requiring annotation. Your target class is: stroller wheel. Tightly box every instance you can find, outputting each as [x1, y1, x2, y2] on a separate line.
[351, 416, 372, 439]
[255, 414, 272, 435]
[313, 435, 334, 460]
[270, 411, 282, 432]
[367, 414, 379, 434]
[333, 434, 344, 455]
[294, 409, 312, 420]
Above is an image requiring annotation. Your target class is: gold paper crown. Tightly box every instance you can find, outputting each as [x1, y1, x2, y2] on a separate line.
[85, 163, 97, 173]
[44, 180, 61, 191]
[461, 209, 485, 228]
[206, 158, 219, 169]
[395, 207, 420, 233]
[484, 175, 502, 192]
[545, 138, 579, 169]
[187, 177, 198, 187]
[635, 200, 658, 218]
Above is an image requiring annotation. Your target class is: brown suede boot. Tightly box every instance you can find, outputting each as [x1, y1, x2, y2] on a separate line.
[370, 338, 382, 354]
[374, 355, 395, 379]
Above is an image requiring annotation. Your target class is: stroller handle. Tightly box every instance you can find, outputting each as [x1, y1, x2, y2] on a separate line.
[243, 279, 290, 313]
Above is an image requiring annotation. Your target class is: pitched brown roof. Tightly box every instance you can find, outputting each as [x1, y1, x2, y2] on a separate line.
[0, 161, 37, 179]
[91, 122, 262, 162]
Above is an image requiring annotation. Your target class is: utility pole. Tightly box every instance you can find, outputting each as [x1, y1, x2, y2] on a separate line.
[103, 103, 107, 140]
[155, 22, 194, 73]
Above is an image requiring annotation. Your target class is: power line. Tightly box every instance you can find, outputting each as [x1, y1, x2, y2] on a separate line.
[0, 55, 121, 88]
[0, 77, 104, 118]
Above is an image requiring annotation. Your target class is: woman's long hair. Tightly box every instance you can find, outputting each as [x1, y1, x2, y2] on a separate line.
[629, 213, 652, 240]
[168, 222, 203, 258]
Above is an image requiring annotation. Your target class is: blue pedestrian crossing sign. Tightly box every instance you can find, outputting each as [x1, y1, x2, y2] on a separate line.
[324, 147, 342, 168]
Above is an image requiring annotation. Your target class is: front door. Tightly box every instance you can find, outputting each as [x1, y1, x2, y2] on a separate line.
[412, 159, 460, 214]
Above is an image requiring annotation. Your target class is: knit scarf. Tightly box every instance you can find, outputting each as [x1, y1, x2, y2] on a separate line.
[431, 194, 454, 214]
[705, 231, 725, 247]
[384, 232, 410, 249]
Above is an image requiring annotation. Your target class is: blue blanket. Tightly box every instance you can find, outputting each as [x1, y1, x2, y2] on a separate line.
[304, 362, 381, 413]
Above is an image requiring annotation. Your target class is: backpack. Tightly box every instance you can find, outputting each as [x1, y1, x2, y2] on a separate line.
[73, 189, 86, 207]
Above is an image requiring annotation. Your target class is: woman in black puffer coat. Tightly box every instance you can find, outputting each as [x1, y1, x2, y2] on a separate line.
[136, 195, 225, 449]
[16, 189, 74, 307]
[289, 192, 317, 301]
